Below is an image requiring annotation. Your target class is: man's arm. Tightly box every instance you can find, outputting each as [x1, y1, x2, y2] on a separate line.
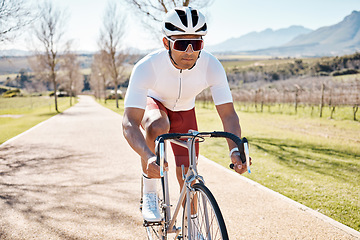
[216, 102, 248, 174]
[122, 107, 155, 161]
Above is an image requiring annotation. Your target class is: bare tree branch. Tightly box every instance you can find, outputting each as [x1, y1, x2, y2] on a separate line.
[0, 0, 36, 43]
[124, 0, 214, 22]
[60, 42, 83, 106]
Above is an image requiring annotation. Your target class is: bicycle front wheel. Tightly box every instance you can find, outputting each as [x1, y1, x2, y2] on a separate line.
[182, 183, 229, 240]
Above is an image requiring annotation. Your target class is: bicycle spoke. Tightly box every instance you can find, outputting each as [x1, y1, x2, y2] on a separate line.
[182, 183, 228, 240]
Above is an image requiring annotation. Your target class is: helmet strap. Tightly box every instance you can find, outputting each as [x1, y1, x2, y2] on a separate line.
[168, 42, 180, 67]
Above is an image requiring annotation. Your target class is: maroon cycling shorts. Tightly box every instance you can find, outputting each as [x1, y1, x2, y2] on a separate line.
[146, 97, 199, 167]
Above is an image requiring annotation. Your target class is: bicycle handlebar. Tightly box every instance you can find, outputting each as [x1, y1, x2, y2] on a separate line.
[155, 131, 250, 172]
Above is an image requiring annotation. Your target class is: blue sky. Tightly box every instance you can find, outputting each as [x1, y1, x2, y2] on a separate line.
[5, 0, 360, 52]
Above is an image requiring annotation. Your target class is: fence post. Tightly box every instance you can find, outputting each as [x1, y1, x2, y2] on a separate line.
[254, 89, 258, 112]
[320, 83, 325, 118]
[294, 84, 300, 114]
[261, 89, 264, 113]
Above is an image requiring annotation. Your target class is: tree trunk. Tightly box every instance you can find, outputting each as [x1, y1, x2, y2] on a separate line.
[115, 83, 119, 108]
[354, 105, 359, 121]
[70, 80, 73, 106]
[102, 76, 107, 104]
[330, 106, 335, 119]
[53, 78, 58, 112]
[295, 89, 299, 114]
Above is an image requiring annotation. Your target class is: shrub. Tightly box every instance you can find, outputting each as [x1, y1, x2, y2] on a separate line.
[331, 69, 359, 76]
[0, 87, 8, 94]
[106, 93, 123, 100]
[2, 89, 21, 98]
[49, 91, 69, 97]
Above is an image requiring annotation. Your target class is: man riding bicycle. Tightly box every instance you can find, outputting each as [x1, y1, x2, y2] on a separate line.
[122, 7, 249, 223]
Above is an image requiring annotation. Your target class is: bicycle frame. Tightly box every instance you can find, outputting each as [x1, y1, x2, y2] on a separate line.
[153, 130, 249, 239]
[158, 130, 205, 238]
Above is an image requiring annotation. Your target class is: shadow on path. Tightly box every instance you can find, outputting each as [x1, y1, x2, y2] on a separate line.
[0, 143, 141, 239]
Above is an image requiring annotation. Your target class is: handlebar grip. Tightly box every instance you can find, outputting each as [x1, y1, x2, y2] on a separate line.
[155, 133, 192, 166]
[155, 138, 164, 166]
[210, 132, 247, 164]
[155, 133, 184, 142]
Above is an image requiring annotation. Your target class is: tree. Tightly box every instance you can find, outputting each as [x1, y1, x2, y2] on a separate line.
[98, 1, 128, 108]
[60, 44, 84, 106]
[0, 0, 35, 43]
[90, 51, 110, 102]
[32, 1, 67, 112]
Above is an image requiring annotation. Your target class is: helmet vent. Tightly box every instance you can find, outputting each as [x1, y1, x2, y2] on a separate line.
[165, 22, 185, 32]
[175, 9, 188, 27]
[195, 23, 207, 32]
[191, 10, 199, 27]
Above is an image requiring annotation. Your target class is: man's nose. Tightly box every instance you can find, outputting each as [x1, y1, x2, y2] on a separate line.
[185, 44, 194, 53]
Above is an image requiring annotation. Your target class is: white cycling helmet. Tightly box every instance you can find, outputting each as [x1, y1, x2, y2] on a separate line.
[162, 7, 207, 37]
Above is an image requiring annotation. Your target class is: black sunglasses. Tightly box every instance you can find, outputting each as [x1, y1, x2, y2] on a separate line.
[167, 37, 204, 52]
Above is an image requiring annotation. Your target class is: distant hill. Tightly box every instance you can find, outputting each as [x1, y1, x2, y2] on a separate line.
[0, 49, 32, 57]
[206, 25, 313, 52]
[245, 10, 360, 57]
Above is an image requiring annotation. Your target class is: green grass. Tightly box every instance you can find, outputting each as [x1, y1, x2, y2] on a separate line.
[0, 96, 75, 144]
[195, 102, 360, 231]
[97, 98, 125, 114]
[99, 98, 360, 231]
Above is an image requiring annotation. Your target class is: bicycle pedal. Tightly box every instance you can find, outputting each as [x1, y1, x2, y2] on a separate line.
[143, 220, 162, 227]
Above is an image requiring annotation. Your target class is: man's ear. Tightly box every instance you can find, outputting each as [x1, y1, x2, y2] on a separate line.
[163, 37, 169, 50]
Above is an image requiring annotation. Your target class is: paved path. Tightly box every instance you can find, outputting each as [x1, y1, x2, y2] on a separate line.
[0, 96, 359, 240]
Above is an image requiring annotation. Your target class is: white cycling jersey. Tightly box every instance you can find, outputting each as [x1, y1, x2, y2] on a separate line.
[124, 48, 233, 112]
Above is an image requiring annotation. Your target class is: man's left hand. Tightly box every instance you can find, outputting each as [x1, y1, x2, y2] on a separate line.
[230, 152, 252, 174]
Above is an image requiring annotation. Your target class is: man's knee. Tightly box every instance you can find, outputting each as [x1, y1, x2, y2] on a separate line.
[146, 118, 170, 139]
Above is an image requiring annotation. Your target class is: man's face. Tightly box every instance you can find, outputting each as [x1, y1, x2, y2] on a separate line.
[163, 35, 202, 70]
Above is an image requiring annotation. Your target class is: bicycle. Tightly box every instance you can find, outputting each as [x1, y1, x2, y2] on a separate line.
[140, 130, 250, 240]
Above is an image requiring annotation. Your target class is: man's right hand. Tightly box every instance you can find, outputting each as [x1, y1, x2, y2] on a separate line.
[146, 156, 169, 178]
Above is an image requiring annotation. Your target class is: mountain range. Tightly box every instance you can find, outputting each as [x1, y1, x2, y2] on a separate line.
[0, 49, 32, 57]
[1, 10, 360, 58]
[206, 25, 312, 52]
[208, 10, 360, 57]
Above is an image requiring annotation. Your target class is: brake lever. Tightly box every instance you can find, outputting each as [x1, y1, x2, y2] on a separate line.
[244, 142, 251, 173]
[159, 142, 165, 177]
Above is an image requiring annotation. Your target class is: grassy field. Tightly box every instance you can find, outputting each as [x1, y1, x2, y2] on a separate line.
[101, 98, 360, 231]
[0, 96, 75, 144]
[196, 102, 360, 232]
[97, 98, 125, 114]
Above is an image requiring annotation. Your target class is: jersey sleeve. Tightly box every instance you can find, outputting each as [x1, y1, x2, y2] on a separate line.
[124, 57, 155, 109]
[206, 54, 233, 105]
